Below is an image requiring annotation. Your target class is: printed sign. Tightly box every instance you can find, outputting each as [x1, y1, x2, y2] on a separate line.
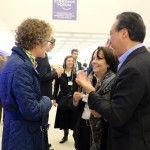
[53, 0, 77, 20]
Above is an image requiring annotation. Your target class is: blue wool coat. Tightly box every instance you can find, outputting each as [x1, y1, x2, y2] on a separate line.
[0, 46, 52, 150]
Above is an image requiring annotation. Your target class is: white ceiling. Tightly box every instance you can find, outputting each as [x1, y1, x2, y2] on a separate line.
[48, 31, 109, 64]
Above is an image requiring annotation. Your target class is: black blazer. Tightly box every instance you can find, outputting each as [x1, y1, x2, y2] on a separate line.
[88, 46, 150, 150]
[36, 53, 58, 99]
[77, 61, 82, 70]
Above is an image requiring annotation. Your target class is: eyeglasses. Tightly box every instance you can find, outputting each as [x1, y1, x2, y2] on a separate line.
[45, 40, 55, 46]
[47, 40, 52, 45]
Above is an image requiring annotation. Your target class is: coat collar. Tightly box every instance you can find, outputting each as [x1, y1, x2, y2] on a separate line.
[12, 46, 39, 76]
[12, 46, 32, 64]
[118, 46, 147, 73]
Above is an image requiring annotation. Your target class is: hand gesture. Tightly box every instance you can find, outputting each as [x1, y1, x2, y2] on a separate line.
[56, 67, 64, 78]
[76, 70, 95, 94]
[73, 92, 83, 102]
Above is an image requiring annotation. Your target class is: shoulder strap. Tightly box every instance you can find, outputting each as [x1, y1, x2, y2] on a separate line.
[40, 103, 49, 150]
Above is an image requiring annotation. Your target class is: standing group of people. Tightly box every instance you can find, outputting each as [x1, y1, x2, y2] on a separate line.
[0, 11, 150, 150]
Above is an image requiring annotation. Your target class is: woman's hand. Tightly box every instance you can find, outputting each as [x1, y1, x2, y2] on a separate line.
[73, 92, 83, 102]
[76, 70, 95, 94]
[90, 109, 101, 118]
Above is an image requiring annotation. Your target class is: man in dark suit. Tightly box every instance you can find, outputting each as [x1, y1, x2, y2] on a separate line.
[71, 49, 82, 71]
[76, 12, 150, 150]
[36, 37, 63, 149]
[36, 37, 64, 99]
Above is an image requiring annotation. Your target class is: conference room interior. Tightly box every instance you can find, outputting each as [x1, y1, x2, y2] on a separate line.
[0, 0, 150, 149]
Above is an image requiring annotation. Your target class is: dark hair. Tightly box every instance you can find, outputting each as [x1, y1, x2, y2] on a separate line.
[71, 49, 78, 55]
[87, 49, 97, 75]
[62, 55, 76, 73]
[83, 63, 87, 67]
[50, 37, 56, 45]
[96, 46, 118, 73]
[116, 12, 146, 43]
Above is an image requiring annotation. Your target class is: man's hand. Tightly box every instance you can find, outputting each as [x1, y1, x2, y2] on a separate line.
[73, 92, 83, 102]
[52, 100, 57, 107]
[56, 67, 64, 78]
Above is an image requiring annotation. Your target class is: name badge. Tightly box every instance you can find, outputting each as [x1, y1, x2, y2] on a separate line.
[68, 81, 73, 85]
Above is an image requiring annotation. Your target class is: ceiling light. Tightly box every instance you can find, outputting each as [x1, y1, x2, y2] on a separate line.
[92, 34, 108, 38]
[55, 33, 71, 37]
[69, 38, 84, 41]
[73, 34, 90, 37]
[57, 38, 68, 41]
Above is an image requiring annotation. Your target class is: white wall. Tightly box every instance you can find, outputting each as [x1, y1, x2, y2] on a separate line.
[0, 19, 15, 54]
[0, 0, 149, 34]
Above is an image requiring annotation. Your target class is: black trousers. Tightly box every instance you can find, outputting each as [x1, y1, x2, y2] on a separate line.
[76, 118, 91, 150]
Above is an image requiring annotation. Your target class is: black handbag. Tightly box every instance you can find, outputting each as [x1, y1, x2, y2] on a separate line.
[58, 94, 73, 111]
[40, 103, 49, 150]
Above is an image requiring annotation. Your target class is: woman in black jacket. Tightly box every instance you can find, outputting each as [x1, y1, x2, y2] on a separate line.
[73, 46, 118, 150]
[53, 55, 78, 144]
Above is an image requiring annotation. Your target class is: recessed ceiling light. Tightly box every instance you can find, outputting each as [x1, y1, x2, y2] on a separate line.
[55, 33, 71, 37]
[73, 34, 90, 37]
[69, 38, 84, 41]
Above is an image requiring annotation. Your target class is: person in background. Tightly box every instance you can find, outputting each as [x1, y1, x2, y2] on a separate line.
[0, 54, 5, 69]
[105, 38, 111, 48]
[73, 46, 118, 150]
[82, 62, 88, 72]
[76, 12, 150, 150]
[53, 55, 78, 144]
[0, 18, 52, 150]
[71, 49, 82, 71]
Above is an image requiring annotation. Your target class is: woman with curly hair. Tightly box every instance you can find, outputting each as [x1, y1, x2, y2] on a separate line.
[0, 18, 53, 150]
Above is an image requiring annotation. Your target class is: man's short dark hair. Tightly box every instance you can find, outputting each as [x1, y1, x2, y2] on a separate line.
[71, 49, 78, 55]
[116, 12, 146, 43]
[50, 37, 56, 45]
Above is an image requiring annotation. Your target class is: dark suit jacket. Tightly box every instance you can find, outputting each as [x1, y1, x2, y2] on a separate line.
[36, 53, 58, 99]
[77, 61, 82, 71]
[88, 46, 150, 150]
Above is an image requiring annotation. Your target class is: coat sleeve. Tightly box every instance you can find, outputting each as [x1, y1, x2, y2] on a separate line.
[40, 70, 58, 82]
[12, 64, 52, 121]
[88, 67, 145, 127]
[36, 57, 58, 82]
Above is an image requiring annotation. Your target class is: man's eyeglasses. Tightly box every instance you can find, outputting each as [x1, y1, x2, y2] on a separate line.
[46, 40, 52, 45]
[44, 37, 56, 45]
[45, 40, 55, 45]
